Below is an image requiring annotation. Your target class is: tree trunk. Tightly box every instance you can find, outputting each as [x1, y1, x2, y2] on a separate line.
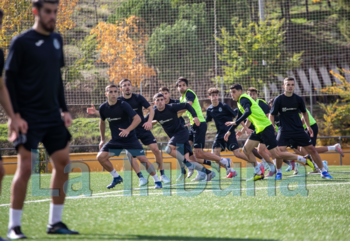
[253, 0, 259, 24]
[305, 0, 309, 21]
[327, 0, 332, 8]
[283, 0, 291, 23]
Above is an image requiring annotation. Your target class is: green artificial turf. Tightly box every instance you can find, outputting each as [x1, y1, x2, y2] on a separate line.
[0, 165, 350, 241]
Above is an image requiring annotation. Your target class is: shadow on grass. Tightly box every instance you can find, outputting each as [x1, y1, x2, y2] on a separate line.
[36, 234, 278, 241]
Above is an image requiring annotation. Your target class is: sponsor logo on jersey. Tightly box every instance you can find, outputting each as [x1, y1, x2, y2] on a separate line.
[35, 40, 44, 46]
[107, 117, 121, 122]
[282, 107, 297, 112]
[159, 118, 173, 125]
[219, 107, 222, 112]
[53, 38, 60, 49]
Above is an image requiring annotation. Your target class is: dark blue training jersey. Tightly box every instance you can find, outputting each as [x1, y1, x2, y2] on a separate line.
[118, 93, 150, 129]
[206, 102, 238, 139]
[99, 100, 138, 141]
[5, 29, 67, 128]
[147, 103, 197, 138]
[270, 93, 306, 133]
[168, 98, 186, 126]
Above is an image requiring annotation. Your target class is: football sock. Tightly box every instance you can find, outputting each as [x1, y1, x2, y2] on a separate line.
[152, 174, 160, 182]
[137, 172, 144, 178]
[9, 208, 22, 229]
[109, 169, 120, 178]
[297, 156, 307, 164]
[160, 170, 165, 176]
[203, 160, 211, 166]
[49, 203, 64, 225]
[328, 145, 336, 151]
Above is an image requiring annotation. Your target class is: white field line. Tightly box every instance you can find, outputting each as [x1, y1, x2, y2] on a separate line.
[1, 181, 350, 207]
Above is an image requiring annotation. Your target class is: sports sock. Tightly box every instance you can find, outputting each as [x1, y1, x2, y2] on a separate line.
[160, 170, 165, 176]
[219, 158, 228, 166]
[181, 167, 186, 174]
[268, 163, 276, 172]
[197, 171, 206, 176]
[230, 168, 235, 172]
[297, 156, 307, 164]
[277, 169, 282, 174]
[321, 167, 327, 172]
[203, 160, 211, 166]
[137, 172, 144, 178]
[49, 203, 64, 225]
[9, 208, 22, 229]
[152, 174, 160, 182]
[261, 158, 267, 164]
[254, 164, 262, 175]
[328, 145, 336, 151]
[201, 168, 211, 175]
[109, 169, 120, 178]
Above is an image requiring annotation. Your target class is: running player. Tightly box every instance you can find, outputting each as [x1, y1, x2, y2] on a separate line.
[0, 8, 19, 241]
[176, 77, 232, 180]
[269, 77, 333, 179]
[148, 93, 216, 181]
[206, 88, 247, 178]
[224, 84, 319, 181]
[98, 84, 162, 189]
[5, 0, 78, 238]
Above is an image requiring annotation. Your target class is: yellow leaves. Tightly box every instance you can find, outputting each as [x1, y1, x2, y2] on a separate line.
[91, 16, 155, 86]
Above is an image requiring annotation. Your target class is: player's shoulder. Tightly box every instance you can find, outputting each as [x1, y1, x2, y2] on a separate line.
[293, 93, 303, 100]
[99, 101, 108, 110]
[274, 94, 284, 101]
[206, 104, 214, 111]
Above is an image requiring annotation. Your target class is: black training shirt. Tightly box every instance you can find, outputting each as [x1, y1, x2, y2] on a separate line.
[99, 101, 138, 141]
[270, 93, 306, 132]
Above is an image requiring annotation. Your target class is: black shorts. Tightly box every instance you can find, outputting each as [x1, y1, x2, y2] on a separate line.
[14, 123, 71, 156]
[277, 130, 312, 148]
[248, 125, 277, 150]
[168, 131, 193, 156]
[306, 124, 318, 146]
[135, 126, 157, 146]
[212, 134, 239, 152]
[189, 122, 207, 149]
[100, 139, 145, 157]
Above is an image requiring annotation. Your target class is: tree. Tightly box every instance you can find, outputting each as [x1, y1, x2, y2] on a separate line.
[216, 19, 303, 90]
[145, 19, 210, 82]
[0, 0, 79, 49]
[91, 16, 156, 86]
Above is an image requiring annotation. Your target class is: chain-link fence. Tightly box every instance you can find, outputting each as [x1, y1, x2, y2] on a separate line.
[1, 0, 350, 105]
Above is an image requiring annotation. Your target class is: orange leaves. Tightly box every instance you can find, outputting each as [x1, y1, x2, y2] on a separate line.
[56, 0, 79, 34]
[91, 16, 155, 86]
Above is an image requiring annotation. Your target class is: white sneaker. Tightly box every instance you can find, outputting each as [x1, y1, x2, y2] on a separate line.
[160, 175, 171, 184]
[293, 163, 299, 175]
[187, 168, 194, 178]
[7, 226, 26, 240]
[191, 174, 206, 182]
[139, 177, 148, 186]
[334, 143, 344, 157]
[322, 161, 329, 172]
[263, 162, 269, 172]
[206, 171, 216, 181]
[176, 173, 185, 182]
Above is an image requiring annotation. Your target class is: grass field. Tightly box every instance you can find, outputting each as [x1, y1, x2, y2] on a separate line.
[1, 165, 350, 241]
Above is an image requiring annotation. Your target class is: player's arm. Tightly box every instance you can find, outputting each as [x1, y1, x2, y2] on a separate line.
[172, 103, 200, 126]
[269, 97, 280, 131]
[99, 119, 106, 149]
[120, 114, 141, 137]
[144, 114, 158, 126]
[58, 74, 72, 127]
[205, 109, 212, 123]
[87, 104, 100, 116]
[301, 111, 313, 137]
[143, 106, 154, 130]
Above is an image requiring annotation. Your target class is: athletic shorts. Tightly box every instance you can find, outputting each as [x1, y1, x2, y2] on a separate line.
[306, 124, 318, 146]
[277, 130, 312, 148]
[248, 125, 277, 150]
[14, 122, 71, 156]
[100, 138, 145, 157]
[189, 122, 207, 149]
[168, 131, 193, 156]
[0, 152, 2, 161]
[212, 134, 239, 152]
[135, 126, 157, 146]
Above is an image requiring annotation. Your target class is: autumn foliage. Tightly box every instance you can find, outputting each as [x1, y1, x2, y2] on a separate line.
[0, 0, 78, 49]
[91, 16, 155, 86]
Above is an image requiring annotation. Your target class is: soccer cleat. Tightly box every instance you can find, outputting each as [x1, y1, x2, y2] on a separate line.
[266, 170, 276, 178]
[0, 236, 9, 241]
[285, 164, 292, 172]
[334, 143, 344, 157]
[259, 163, 265, 175]
[275, 173, 282, 180]
[192, 174, 206, 182]
[225, 170, 237, 178]
[206, 171, 216, 181]
[160, 175, 171, 184]
[321, 171, 333, 179]
[176, 173, 185, 182]
[154, 181, 162, 189]
[308, 168, 321, 174]
[247, 173, 264, 181]
[291, 161, 295, 170]
[305, 155, 316, 172]
[293, 163, 299, 175]
[47, 222, 79, 235]
[7, 226, 26, 240]
[211, 162, 220, 172]
[187, 168, 194, 178]
[322, 161, 329, 172]
[107, 176, 123, 189]
[139, 177, 148, 186]
[263, 162, 269, 172]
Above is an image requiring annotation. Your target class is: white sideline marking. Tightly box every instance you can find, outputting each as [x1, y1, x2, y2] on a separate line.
[1, 181, 350, 207]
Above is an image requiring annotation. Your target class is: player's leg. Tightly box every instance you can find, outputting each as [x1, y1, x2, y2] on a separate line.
[258, 144, 276, 177]
[242, 138, 264, 181]
[148, 143, 170, 184]
[0, 158, 4, 196]
[136, 155, 162, 189]
[126, 154, 148, 187]
[302, 144, 333, 179]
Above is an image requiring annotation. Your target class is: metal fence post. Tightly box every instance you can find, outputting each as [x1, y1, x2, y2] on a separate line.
[45, 150, 48, 173]
[339, 136, 342, 166]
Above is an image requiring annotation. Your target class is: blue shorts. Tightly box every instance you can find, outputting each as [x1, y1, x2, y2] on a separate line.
[189, 122, 207, 149]
[135, 126, 157, 145]
[248, 125, 277, 150]
[212, 134, 239, 152]
[100, 139, 145, 157]
[277, 130, 312, 148]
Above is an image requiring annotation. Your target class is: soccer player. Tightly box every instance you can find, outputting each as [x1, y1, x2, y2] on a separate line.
[148, 93, 216, 181]
[0, 9, 19, 241]
[98, 84, 162, 189]
[224, 84, 317, 181]
[176, 77, 232, 181]
[87, 79, 170, 185]
[5, 0, 79, 238]
[206, 88, 247, 178]
[269, 77, 333, 179]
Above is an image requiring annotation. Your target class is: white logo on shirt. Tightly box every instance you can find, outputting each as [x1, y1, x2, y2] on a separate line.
[140, 150, 144, 153]
[53, 38, 60, 49]
[35, 40, 44, 46]
[107, 117, 121, 122]
[219, 107, 222, 112]
[133, 108, 138, 111]
[282, 107, 297, 112]
[159, 118, 173, 125]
